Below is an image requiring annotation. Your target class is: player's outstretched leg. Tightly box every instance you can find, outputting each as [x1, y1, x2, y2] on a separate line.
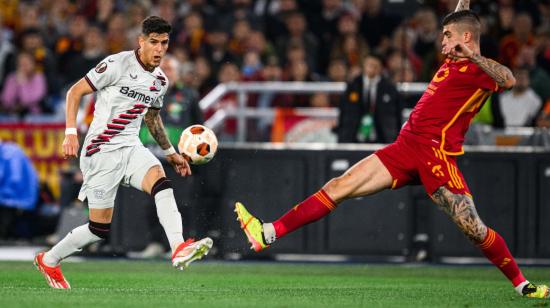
[235, 154, 392, 251]
[149, 175, 212, 269]
[432, 187, 549, 298]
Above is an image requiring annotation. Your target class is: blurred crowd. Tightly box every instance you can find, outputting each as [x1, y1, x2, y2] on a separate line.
[2, 0, 550, 247]
[0, 0, 549, 130]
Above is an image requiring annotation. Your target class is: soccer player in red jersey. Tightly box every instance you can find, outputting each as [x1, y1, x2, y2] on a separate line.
[235, 0, 549, 299]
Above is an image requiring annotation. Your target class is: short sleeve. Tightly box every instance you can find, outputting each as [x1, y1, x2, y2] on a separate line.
[85, 55, 122, 91]
[472, 62, 503, 93]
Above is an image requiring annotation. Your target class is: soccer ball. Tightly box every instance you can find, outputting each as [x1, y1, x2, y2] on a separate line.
[178, 124, 218, 165]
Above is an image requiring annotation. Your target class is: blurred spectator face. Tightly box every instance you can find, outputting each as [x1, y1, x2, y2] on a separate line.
[415, 9, 437, 35]
[83, 26, 105, 53]
[514, 14, 533, 38]
[108, 13, 127, 34]
[516, 47, 536, 67]
[194, 56, 212, 83]
[391, 62, 415, 83]
[310, 93, 331, 108]
[98, 0, 115, 14]
[328, 59, 348, 81]
[513, 68, 530, 92]
[172, 47, 190, 64]
[290, 60, 309, 80]
[233, 19, 251, 40]
[17, 52, 36, 76]
[19, 4, 41, 30]
[365, 0, 381, 15]
[286, 13, 306, 36]
[280, 0, 298, 12]
[184, 12, 203, 31]
[246, 31, 267, 52]
[363, 56, 382, 78]
[208, 30, 229, 48]
[323, 0, 342, 11]
[392, 27, 415, 51]
[129, 3, 147, 27]
[262, 62, 283, 81]
[160, 55, 181, 85]
[158, 0, 176, 23]
[22, 32, 43, 51]
[69, 15, 88, 39]
[286, 44, 306, 63]
[499, 6, 515, 30]
[218, 63, 241, 83]
[338, 15, 358, 35]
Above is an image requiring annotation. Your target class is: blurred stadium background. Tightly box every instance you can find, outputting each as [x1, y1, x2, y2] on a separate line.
[0, 0, 550, 294]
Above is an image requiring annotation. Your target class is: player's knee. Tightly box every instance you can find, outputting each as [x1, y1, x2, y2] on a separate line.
[151, 177, 172, 197]
[88, 220, 111, 239]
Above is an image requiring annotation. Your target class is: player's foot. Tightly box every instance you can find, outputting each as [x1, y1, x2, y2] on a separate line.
[33, 252, 71, 289]
[234, 202, 269, 252]
[522, 283, 550, 299]
[171, 237, 213, 270]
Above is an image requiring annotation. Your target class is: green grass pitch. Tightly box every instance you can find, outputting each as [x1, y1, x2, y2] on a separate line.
[1, 260, 549, 307]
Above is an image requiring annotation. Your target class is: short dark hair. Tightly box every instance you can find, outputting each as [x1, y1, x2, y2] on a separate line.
[141, 16, 172, 36]
[442, 10, 481, 41]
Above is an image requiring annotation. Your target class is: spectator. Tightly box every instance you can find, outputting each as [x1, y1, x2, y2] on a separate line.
[336, 54, 402, 143]
[204, 24, 238, 78]
[1, 52, 47, 117]
[308, 0, 346, 73]
[413, 7, 438, 60]
[327, 58, 348, 82]
[105, 12, 128, 53]
[330, 13, 369, 72]
[246, 30, 277, 63]
[63, 25, 107, 87]
[499, 13, 536, 68]
[262, 0, 299, 42]
[275, 11, 318, 72]
[55, 14, 88, 75]
[515, 46, 550, 102]
[494, 67, 542, 127]
[359, 0, 401, 54]
[126, 2, 148, 49]
[0, 141, 39, 239]
[175, 11, 207, 58]
[20, 28, 58, 96]
[228, 18, 252, 58]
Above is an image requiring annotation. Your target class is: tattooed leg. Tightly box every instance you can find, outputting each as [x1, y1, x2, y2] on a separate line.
[430, 186, 487, 243]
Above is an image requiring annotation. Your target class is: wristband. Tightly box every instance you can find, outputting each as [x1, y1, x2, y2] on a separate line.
[65, 127, 77, 135]
[163, 146, 176, 156]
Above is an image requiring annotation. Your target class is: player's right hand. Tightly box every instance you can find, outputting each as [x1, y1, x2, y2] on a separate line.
[62, 134, 79, 159]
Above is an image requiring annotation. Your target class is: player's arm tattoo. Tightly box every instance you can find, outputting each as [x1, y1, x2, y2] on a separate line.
[431, 187, 487, 243]
[454, 0, 470, 12]
[470, 54, 515, 88]
[144, 108, 172, 150]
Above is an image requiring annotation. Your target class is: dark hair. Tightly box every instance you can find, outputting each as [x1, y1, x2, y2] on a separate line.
[365, 52, 384, 65]
[442, 10, 481, 41]
[141, 16, 172, 36]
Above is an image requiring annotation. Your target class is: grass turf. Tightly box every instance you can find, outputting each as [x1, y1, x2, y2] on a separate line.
[0, 260, 548, 307]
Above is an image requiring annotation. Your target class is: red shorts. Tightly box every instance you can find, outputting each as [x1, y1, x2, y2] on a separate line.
[374, 133, 471, 196]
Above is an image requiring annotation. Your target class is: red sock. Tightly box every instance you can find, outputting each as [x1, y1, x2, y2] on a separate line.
[273, 189, 337, 239]
[478, 228, 526, 287]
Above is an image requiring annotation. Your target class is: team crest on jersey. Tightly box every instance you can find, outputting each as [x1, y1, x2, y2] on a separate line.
[149, 79, 163, 92]
[95, 62, 107, 74]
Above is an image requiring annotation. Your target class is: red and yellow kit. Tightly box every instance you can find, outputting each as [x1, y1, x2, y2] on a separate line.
[376, 58, 501, 195]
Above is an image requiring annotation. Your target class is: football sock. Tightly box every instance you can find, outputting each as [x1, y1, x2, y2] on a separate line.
[43, 224, 102, 267]
[478, 228, 526, 289]
[154, 188, 184, 252]
[272, 189, 337, 239]
[263, 222, 276, 244]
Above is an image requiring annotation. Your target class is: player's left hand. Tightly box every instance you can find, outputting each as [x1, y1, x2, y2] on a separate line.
[166, 153, 192, 176]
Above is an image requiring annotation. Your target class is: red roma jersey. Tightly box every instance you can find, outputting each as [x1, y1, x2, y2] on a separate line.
[401, 59, 500, 155]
